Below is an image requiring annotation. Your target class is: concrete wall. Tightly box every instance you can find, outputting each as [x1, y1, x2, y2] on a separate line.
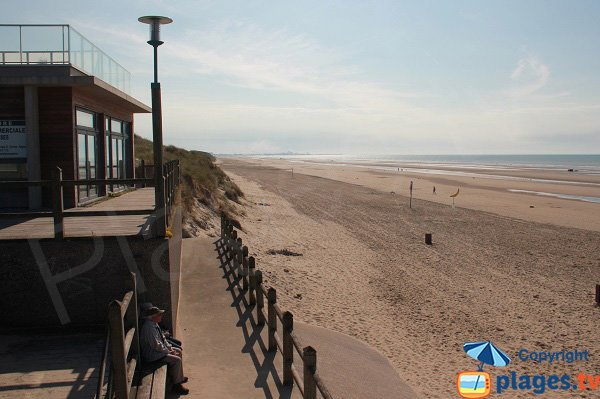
[0, 208, 183, 332]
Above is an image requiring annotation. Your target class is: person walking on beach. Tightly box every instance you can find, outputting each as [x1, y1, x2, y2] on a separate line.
[433, 186, 436, 195]
[140, 305, 189, 395]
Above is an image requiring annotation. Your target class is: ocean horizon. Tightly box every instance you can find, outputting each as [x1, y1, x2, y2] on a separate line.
[252, 153, 600, 172]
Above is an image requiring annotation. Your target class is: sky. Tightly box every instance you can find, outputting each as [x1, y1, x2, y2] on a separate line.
[2, 0, 600, 155]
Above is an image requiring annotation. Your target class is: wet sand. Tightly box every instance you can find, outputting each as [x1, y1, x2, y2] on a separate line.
[220, 158, 600, 398]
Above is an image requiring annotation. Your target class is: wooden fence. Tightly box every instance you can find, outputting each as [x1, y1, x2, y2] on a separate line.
[96, 273, 141, 399]
[0, 160, 180, 239]
[220, 214, 333, 399]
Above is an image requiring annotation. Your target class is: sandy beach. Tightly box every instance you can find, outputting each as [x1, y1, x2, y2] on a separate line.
[230, 157, 600, 231]
[220, 157, 600, 398]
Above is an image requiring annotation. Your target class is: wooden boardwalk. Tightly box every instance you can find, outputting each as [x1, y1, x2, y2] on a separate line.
[0, 332, 104, 399]
[0, 188, 155, 240]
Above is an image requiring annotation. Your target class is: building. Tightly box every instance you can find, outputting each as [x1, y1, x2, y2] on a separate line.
[0, 24, 182, 333]
[0, 24, 151, 209]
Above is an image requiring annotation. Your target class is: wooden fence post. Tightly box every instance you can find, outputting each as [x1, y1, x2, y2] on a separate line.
[228, 224, 234, 246]
[249, 256, 256, 306]
[236, 237, 243, 281]
[267, 288, 277, 351]
[140, 159, 146, 188]
[108, 300, 128, 399]
[303, 346, 317, 399]
[220, 212, 225, 239]
[255, 271, 265, 326]
[425, 233, 432, 245]
[52, 167, 64, 239]
[230, 230, 238, 273]
[282, 311, 294, 386]
[124, 273, 140, 361]
[224, 225, 231, 268]
[242, 246, 249, 291]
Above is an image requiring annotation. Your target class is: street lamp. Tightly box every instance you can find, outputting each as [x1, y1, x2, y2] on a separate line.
[138, 15, 172, 237]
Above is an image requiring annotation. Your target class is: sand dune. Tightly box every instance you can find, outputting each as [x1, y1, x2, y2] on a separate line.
[221, 158, 600, 398]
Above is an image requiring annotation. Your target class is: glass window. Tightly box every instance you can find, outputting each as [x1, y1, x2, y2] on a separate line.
[118, 139, 124, 178]
[104, 117, 128, 190]
[112, 137, 118, 180]
[105, 135, 111, 178]
[111, 119, 122, 133]
[88, 135, 96, 178]
[78, 134, 87, 179]
[78, 133, 88, 200]
[76, 108, 98, 202]
[76, 109, 94, 128]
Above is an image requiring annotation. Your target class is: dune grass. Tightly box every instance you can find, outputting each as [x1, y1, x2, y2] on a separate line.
[134, 134, 242, 230]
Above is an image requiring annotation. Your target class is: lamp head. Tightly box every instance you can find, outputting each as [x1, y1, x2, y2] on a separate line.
[138, 16, 173, 47]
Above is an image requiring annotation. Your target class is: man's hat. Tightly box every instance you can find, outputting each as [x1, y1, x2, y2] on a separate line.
[140, 302, 165, 318]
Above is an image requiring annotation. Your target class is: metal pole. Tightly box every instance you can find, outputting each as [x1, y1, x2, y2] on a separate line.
[152, 80, 165, 236]
[153, 45, 158, 83]
[19, 25, 22, 63]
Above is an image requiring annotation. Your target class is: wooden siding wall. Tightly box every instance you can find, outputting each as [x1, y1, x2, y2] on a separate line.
[38, 87, 76, 208]
[0, 87, 25, 119]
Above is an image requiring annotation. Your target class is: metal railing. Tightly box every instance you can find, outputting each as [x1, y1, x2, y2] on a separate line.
[0, 24, 131, 93]
[220, 215, 334, 399]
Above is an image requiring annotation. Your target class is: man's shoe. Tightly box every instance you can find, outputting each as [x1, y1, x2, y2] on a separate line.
[172, 384, 189, 395]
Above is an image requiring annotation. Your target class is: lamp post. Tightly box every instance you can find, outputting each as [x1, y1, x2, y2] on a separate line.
[138, 15, 172, 237]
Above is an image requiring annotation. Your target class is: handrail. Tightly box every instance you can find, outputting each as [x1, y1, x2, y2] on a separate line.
[96, 273, 139, 399]
[96, 326, 111, 399]
[0, 161, 180, 239]
[162, 160, 181, 230]
[220, 214, 334, 399]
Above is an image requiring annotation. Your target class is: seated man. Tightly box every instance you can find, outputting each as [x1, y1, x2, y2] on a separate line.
[140, 302, 183, 350]
[140, 305, 189, 395]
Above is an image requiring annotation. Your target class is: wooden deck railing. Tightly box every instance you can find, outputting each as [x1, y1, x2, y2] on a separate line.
[220, 214, 334, 399]
[0, 160, 180, 239]
[96, 273, 140, 399]
[163, 160, 180, 229]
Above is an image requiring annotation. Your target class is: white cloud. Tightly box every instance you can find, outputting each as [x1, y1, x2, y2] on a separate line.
[161, 22, 428, 116]
[506, 55, 550, 97]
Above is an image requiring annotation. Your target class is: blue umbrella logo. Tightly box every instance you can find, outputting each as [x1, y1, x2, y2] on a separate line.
[462, 341, 511, 396]
[464, 341, 511, 371]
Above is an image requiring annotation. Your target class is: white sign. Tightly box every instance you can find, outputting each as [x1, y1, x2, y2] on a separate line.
[0, 120, 26, 158]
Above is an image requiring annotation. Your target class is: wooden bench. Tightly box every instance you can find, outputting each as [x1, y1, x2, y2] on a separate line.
[96, 273, 167, 399]
[130, 364, 167, 399]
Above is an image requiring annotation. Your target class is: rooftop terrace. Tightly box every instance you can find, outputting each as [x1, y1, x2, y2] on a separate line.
[0, 24, 130, 93]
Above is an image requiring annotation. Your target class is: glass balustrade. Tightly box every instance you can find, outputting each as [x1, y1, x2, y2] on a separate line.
[0, 24, 131, 93]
